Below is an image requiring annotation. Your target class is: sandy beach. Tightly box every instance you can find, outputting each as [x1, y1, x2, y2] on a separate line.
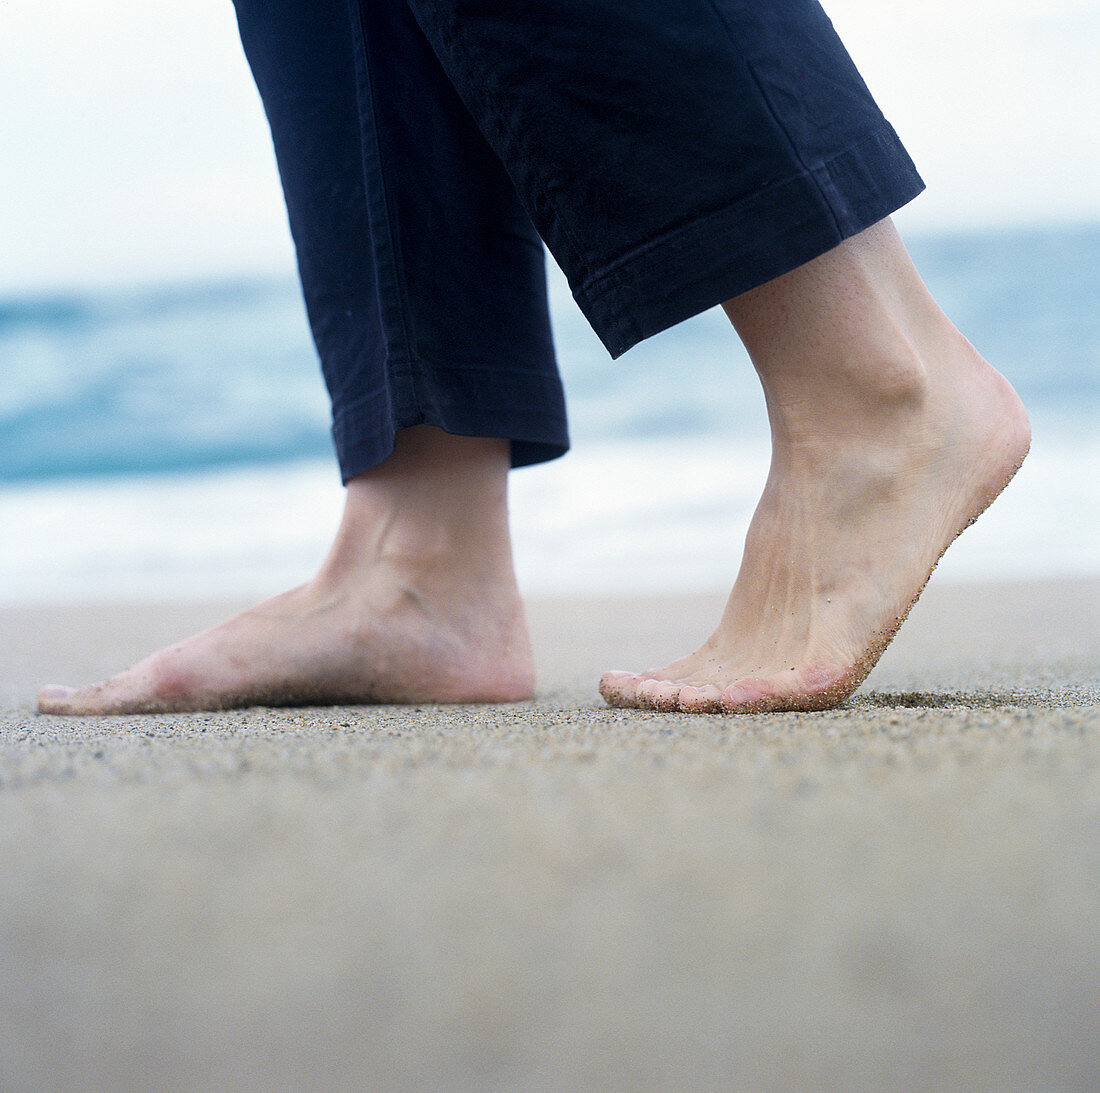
[2, 577, 1098, 1091]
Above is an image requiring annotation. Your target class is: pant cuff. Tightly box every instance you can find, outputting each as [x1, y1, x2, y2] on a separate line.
[331, 362, 570, 481]
[575, 126, 925, 358]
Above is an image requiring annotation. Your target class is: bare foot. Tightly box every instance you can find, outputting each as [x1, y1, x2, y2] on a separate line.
[600, 220, 1031, 714]
[38, 428, 534, 714]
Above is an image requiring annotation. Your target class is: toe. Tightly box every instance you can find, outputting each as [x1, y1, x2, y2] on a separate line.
[720, 677, 780, 713]
[37, 685, 76, 714]
[600, 670, 634, 685]
[676, 683, 722, 713]
[37, 669, 162, 716]
[649, 681, 683, 712]
[599, 670, 641, 707]
[635, 677, 679, 710]
[39, 681, 119, 716]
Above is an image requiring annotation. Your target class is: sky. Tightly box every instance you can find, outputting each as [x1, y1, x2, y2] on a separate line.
[2, 0, 1098, 295]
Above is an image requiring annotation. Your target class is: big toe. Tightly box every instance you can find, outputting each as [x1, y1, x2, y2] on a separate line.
[37, 684, 77, 714]
[599, 670, 643, 707]
[38, 678, 138, 716]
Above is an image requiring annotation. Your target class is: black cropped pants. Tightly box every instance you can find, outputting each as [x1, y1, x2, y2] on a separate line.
[233, 0, 924, 481]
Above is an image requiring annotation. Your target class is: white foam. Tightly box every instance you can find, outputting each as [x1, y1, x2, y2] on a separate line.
[1, 430, 1096, 605]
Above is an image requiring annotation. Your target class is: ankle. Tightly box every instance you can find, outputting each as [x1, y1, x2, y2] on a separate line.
[766, 341, 933, 450]
[325, 429, 517, 584]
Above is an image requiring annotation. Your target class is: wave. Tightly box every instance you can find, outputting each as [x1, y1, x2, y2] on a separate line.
[1, 431, 1097, 604]
[1, 223, 1097, 485]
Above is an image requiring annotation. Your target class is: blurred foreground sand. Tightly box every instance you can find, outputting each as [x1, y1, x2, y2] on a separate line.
[2, 579, 1098, 1091]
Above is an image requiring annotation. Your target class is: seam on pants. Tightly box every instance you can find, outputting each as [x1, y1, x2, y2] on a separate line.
[703, 0, 844, 239]
[349, 0, 416, 367]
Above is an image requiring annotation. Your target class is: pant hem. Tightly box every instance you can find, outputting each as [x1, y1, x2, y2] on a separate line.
[575, 126, 925, 357]
[331, 362, 570, 482]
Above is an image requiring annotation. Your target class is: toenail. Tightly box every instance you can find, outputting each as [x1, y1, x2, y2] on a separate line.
[39, 685, 75, 700]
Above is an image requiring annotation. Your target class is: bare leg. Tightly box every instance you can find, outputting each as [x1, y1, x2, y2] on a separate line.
[38, 427, 534, 714]
[600, 219, 1030, 713]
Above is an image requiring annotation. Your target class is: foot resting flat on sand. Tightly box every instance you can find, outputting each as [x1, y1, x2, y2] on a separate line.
[37, 429, 535, 715]
[37, 576, 534, 715]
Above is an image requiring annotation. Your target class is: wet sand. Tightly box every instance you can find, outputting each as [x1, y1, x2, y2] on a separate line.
[2, 578, 1099, 1091]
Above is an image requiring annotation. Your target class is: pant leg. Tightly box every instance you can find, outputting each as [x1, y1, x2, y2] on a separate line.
[232, 0, 569, 480]
[405, 0, 926, 357]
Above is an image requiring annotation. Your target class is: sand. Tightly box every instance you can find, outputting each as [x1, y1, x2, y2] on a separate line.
[2, 578, 1098, 1092]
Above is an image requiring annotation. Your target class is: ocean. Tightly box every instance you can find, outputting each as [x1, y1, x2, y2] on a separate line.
[2, 223, 1098, 602]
